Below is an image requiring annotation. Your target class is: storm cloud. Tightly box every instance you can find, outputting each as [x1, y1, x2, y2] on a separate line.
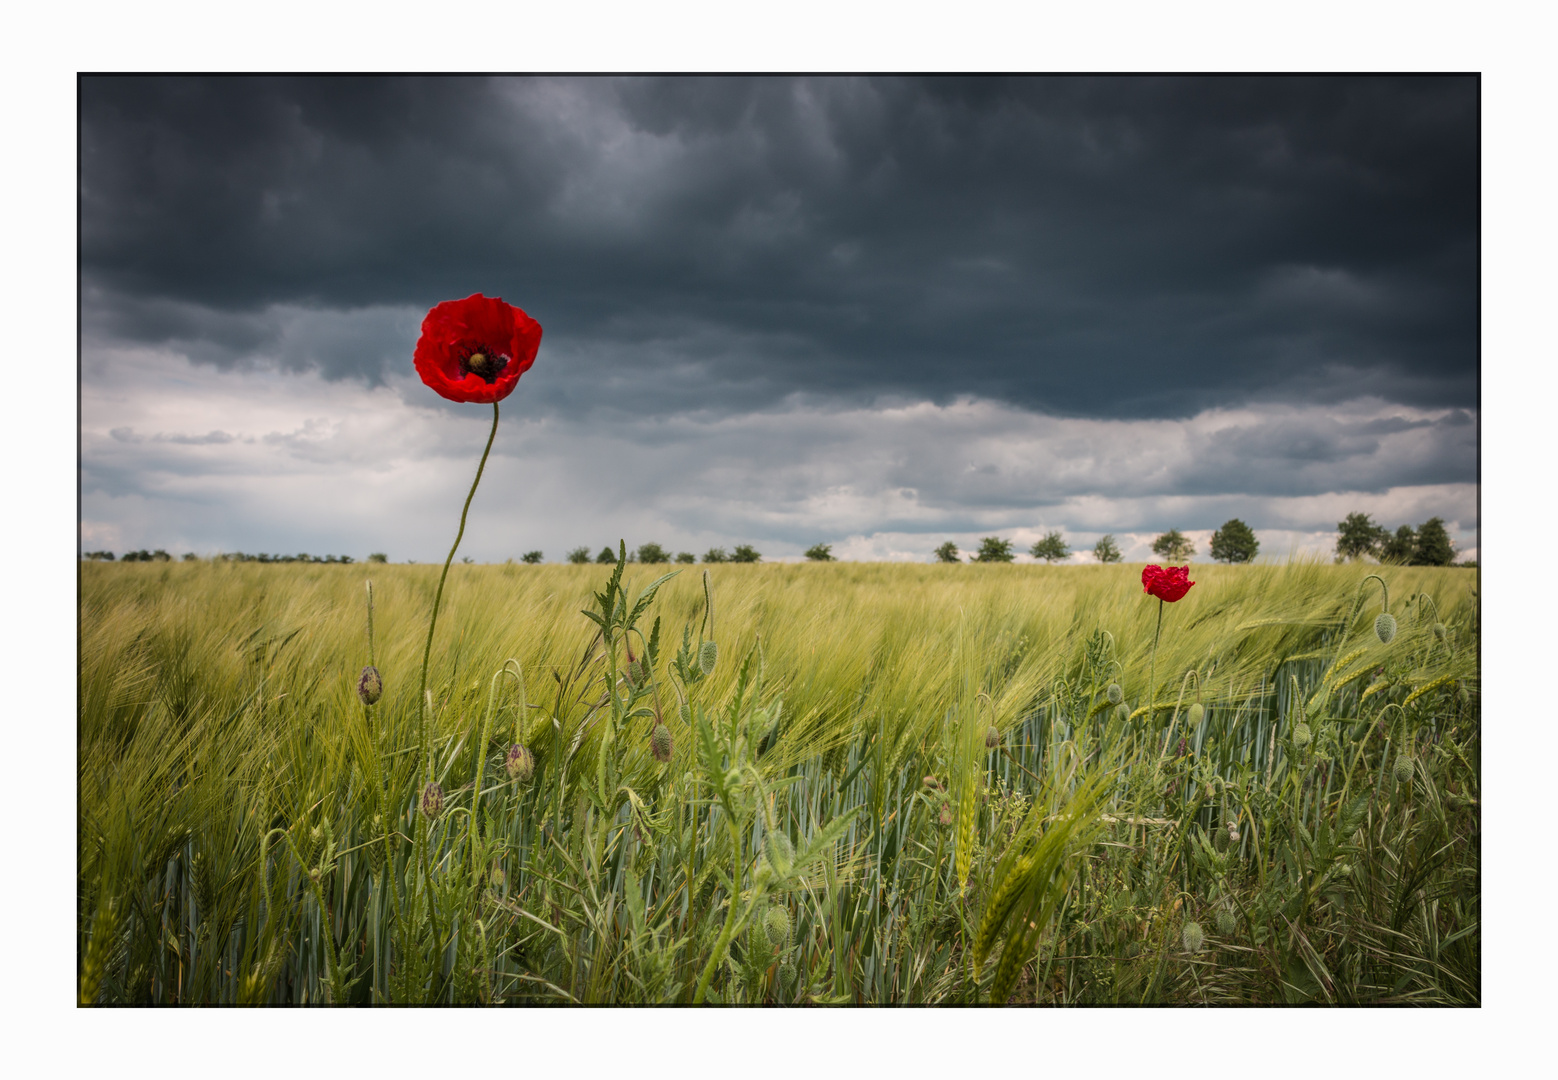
[79, 76, 1478, 561]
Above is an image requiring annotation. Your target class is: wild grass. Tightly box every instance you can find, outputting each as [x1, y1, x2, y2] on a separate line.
[78, 557, 1478, 1004]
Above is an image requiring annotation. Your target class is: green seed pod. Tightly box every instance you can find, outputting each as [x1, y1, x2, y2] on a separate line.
[420, 781, 444, 820]
[1212, 824, 1229, 853]
[1114, 703, 1130, 725]
[1215, 907, 1237, 938]
[506, 744, 535, 782]
[679, 701, 692, 726]
[1292, 722, 1311, 751]
[1433, 622, 1448, 642]
[1106, 683, 1124, 706]
[764, 905, 791, 948]
[624, 658, 642, 688]
[985, 724, 1001, 749]
[1182, 920, 1204, 954]
[1393, 755, 1414, 784]
[922, 775, 941, 790]
[777, 960, 797, 992]
[650, 723, 673, 764]
[1187, 702, 1205, 726]
[357, 665, 383, 706]
[938, 801, 953, 827]
[698, 640, 719, 677]
[1374, 612, 1397, 645]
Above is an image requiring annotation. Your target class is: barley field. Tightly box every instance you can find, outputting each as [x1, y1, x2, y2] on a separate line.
[77, 556, 1478, 1005]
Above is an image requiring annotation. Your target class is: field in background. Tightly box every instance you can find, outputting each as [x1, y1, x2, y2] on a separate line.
[78, 559, 1479, 1004]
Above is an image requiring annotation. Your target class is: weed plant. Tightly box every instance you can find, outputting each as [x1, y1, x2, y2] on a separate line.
[78, 556, 1477, 1004]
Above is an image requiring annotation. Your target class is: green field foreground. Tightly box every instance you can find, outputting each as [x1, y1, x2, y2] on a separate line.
[78, 558, 1478, 1004]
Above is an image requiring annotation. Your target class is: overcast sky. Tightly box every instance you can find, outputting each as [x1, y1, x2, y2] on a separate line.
[79, 75, 1478, 563]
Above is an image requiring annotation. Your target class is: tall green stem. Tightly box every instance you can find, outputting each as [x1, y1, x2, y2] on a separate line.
[417, 402, 500, 783]
[1147, 598, 1163, 725]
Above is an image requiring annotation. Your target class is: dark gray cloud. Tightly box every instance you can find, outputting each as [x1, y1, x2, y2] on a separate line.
[81, 75, 1478, 421]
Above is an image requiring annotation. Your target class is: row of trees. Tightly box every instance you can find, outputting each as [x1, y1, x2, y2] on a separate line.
[558, 544, 764, 566]
[1335, 513, 1459, 566]
[87, 514, 1461, 568]
[82, 550, 359, 563]
[929, 518, 1261, 565]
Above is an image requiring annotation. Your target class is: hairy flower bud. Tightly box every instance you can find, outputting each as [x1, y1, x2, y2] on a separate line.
[650, 722, 673, 763]
[1215, 907, 1237, 938]
[1393, 755, 1414, 784]
[420, 781, 444, 820]
[985, 724, 1001, 749]
[506, 744, 535, 782]
[778, 959, 797, 992]
[1106, 682, 1124, 706]
[357, 665, 383, 706]
[1374, 612, 1397, 645]
[938, 801, 953, 827]
[1213, 824, 1230, 853]
[1433, 622, 1448, 642]
[680, 702, 692, 725]
[1182, 920, 1204, 954]
[1292, 722, 1312, 751]
[764, 905, 791, 948]
[1187, 702, 1204, 726]
[699, 640, 719, 677]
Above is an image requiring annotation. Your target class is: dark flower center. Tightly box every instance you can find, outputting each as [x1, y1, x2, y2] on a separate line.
[460, 346, 510, 383]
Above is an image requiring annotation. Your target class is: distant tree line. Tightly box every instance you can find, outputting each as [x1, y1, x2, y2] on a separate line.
[82, 550, 357, 563]
[1334, 513, 1460, 566]
[927, 518, 1261, 565]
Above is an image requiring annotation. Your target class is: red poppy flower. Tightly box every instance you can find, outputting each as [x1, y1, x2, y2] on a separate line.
[413, 294, 542, 404]
[1142, 564, 1195, 602]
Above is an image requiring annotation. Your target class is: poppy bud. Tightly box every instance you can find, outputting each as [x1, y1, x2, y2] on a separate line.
[1114, 703, 1130, 725]
[1215, 908, 1236, 937]
[922, 775, 941, 790]
[938, 802, 953, 827]
[651, 723, 674, 763]
[723, 768, 742, 791]
[985, 725, 1001, 749]
[506, 744, 535, 782]
[764, 905, 791, 948]
[1393, 755, 1413, 784]
[420, 781, 444, 820]
[1187, 702, 1204, 726]
[309, 867, 322, 885]
[357, 665, 383, 706]
[1106, 683, 1124, 705]
[1374, 613, 1397, 645]
[1433, 622, 1448, 642]
[679, 702, 692, 726]
[699, 640, 719, 677]
[1292, 722, 1311, 751]
[1213, 824, 1229, 853]
[778, 960, 797, 992]
[1182, 921, 1204, 954]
